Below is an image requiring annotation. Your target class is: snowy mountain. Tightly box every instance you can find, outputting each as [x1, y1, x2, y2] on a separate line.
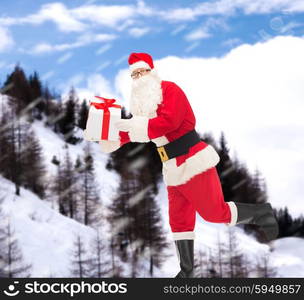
[0, 93, 303, 277]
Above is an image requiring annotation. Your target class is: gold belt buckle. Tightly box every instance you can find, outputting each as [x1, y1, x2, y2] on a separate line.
[157, 146, 169, 162]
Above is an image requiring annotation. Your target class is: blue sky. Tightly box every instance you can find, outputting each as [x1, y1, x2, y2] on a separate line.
[1, 0, 304, 93]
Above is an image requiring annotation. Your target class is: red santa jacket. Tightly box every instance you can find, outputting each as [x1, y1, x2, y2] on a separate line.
[119, 80, 220, 186]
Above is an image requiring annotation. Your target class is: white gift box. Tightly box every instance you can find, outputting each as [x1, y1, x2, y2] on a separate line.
[84, 98, 121, 142]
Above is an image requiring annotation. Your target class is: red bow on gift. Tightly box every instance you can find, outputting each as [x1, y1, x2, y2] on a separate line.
[90, 96, 121, 140]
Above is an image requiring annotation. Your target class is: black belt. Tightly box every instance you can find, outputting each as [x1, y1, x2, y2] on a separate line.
[156, 129, 201, 162]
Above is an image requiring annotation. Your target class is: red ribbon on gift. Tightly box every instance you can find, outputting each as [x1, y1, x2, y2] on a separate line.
[90, 96, 121, 140]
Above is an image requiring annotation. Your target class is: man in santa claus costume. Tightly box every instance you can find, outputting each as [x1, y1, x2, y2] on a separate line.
[99, 52, 279, 278]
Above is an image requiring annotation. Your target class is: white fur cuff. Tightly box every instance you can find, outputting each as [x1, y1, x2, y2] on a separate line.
[128, 116, 150, 143]
[129, 61, 151, 72]
[172, 231, 195, 240]
[225, 201, 238, 226]
[99, 140, 120, 153]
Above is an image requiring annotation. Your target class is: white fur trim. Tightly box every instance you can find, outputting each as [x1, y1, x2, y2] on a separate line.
[129, 61, 151, 72]
[128, 116, 150, 143]
[151, 136, 169, 147]
[172, 231, 195, 240]
[225, 201, 238, 226]
[99, 140, 120, 153]
[163, 144, 220, 186]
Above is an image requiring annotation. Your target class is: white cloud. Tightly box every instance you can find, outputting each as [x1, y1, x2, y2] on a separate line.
[185, 17, 229, 41]
[1, 0, 304, 36]
[71, 4, 135, 28]
[57, 52, 73, 64]
[0, 2, 142, 31]
[95, 61, 112, 72]
[114, 35, 304, 217]
[69, 1, 153, 30]
[31, 33, 117, 54]
[184, 41, 201, 52]
[222, 37, 242, 48]
[0, 3, 86, 32]
[31, 43, 53, 54]
[128, 27, 150, 38]
[277, 21, 304, 34]
[185, 27, 210, 41]
[62, 73, 120, 106]
[171, 24, 187, 36]
[57, 74, 86, 97]
[0, 26, 14, 52]
[160, 7, 198, 22]
[162, 0, 304, 21]
[95, 44, 112, 55]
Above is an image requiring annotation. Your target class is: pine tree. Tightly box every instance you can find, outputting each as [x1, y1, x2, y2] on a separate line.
[216, 232, 225, 277]
[227, 228, 248, 278]
[89, 229, 110, 278]
[61, 148, 79, 219]
[45, 97, 65, 133]
[0, 106, 25, 196]
[50, 148, 79, 218]
[109, 235, 124, 277]
[50, 155, 67, 215]
[0, 216, 32, 278]
[0, 196, 6, 277]
[3, 64, 32, 119]
[135, 180, 169, 277]
[70, 235, 92, 278]
[42, 85, 52, 117]
[20, 129, 46, 199]
[207, 247, 220, 278]
[28, 71, 44, 120]
[194, 248, 208, 278]
[0, 104, 11, 179]
[275, 207, 295, 238]
[107, 175, 136, 265]
[77, 99, 89, 130]
[255, 252, 277, 277]
[77, 143, 101, 226]
[59, 87, 77, 143]
[106, 140, 167, 277]
[216, 132, 237, 203]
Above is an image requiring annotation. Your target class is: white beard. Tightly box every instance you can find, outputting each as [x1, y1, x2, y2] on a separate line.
[130, 69, 163, 118]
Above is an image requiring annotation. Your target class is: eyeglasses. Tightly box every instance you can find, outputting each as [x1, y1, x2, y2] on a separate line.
[131, 69, 151, 79]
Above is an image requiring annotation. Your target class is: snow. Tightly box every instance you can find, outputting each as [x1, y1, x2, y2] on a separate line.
[32, 117, 120, 206]
[271, 238, 304, 277]
[1, 175, 97, 277]
[0, 92, 304, 277]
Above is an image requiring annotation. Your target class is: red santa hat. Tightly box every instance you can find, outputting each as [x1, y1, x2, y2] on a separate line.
[128, 52, 154, 72]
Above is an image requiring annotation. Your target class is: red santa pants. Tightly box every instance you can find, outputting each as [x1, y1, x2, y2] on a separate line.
[167, 167, 232, 237]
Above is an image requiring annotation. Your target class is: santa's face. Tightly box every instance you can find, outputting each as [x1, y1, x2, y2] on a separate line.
[130, 68, 163, 118]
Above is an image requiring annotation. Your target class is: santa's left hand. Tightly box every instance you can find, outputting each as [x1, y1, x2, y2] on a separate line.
[114, 116, 150, 143]
[115, 119, 132, 131]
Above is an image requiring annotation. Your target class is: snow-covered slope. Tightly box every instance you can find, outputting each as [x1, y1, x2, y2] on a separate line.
[271, 237, 304, 277]
[32, 117, 120, 207]
[1, 175, 97, 277]
[0, 93, 303, 277]
[2, 172, 303, 277]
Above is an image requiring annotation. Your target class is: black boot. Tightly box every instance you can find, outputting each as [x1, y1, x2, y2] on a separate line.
[234, 202, 279, 241]
[174, 239, 194, 278]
